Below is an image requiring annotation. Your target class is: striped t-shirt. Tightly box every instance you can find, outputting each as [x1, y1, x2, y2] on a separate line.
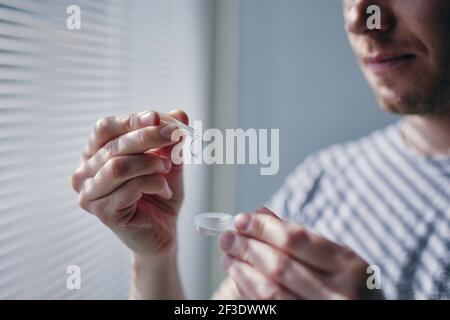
[267, 122, 450, 299]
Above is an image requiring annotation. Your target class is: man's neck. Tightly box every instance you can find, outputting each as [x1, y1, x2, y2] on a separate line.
[402, 115, 450, 157]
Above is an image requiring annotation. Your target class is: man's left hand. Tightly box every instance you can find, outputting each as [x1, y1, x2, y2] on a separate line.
[219, 208, 380, 300]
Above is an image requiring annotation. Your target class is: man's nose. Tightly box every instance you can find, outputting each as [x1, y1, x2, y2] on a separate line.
[344, 0, 393, 35]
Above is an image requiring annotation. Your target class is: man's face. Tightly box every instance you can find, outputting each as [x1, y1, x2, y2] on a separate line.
[343, 0, 450, 116]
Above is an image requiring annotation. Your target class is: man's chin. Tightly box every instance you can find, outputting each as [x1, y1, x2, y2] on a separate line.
[381, 106, 415, 116]
[370, 76, 450, 116]
[375, 92, 429, 116]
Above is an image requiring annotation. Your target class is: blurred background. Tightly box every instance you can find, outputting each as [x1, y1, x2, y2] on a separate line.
[0, 0, 396, 299]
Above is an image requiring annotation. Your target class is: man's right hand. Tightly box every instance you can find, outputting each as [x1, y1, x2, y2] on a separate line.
[71, 110, 189, 259]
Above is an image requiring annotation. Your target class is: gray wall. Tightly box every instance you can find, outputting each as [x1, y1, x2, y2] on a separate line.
[235, 0, 398, 212]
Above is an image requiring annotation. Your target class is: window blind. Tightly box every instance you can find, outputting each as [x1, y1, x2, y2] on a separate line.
[0, 0, 213, 299]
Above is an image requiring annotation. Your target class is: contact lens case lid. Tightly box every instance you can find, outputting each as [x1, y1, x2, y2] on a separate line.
[193, 212, 235, 236]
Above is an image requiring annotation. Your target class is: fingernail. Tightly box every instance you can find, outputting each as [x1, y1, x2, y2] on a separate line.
[221, 255, 233, 270]
[235, 213, 251, 231]
[140, 111, 157, 126]
[219, 232, 235, 251]
[160, 124, 178, 140]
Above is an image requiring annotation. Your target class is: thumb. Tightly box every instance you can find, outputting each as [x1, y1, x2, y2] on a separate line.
[155, 109, 190, 162]
[167, 109, 189, 125]
[154, 109, 189, 203]
[255, 206, 281, 220]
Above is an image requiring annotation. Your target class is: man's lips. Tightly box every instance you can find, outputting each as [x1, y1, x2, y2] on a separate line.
[362, 53, 416, 73]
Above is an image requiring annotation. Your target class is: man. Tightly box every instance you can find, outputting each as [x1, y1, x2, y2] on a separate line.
[71, 0, 450, 299]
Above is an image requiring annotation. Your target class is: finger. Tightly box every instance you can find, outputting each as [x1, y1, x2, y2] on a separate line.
[167, 109, 189, 126]
[80, 124, 180, 178]
[212, 276, 244, 300]
[255, 206, 281, 219]
[80, 153, 172, 199]
[233, 213, 345, 272]
[222, 255, 298, 300]
[220, 232, 331, 299]
[104, 174, 173, 209]
[154, 109, 190, 162]
[79, 174, 172, 225]
[82, 111, 160, 160]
